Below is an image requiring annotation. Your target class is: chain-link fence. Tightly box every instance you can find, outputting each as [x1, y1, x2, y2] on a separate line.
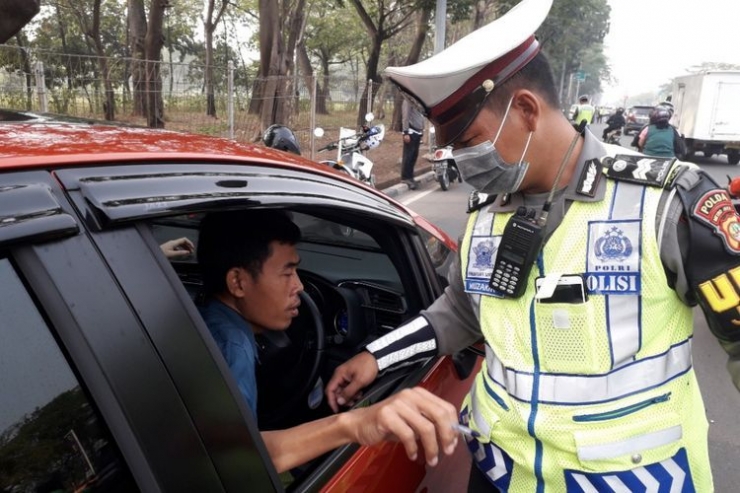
[0, 45, 390, 160]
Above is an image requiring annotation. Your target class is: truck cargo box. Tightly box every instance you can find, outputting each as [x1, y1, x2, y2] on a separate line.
[671, 71, 740, 163]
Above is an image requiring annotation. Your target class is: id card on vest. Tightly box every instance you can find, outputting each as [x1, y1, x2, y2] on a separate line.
[465, 235, 504, 297]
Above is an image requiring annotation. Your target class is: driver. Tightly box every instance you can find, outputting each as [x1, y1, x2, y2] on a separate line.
[196, 209, 459, 473]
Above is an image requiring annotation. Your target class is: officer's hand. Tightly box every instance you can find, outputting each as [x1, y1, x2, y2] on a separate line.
[346, 387, 459, 467]
[326, 351, 378, 412]
[403, 133, 411, 144]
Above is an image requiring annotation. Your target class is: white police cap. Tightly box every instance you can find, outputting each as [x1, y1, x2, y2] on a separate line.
[384, 0, 552, 146]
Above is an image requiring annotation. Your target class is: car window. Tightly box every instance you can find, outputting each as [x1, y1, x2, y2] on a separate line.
[0, 258, 139, 492]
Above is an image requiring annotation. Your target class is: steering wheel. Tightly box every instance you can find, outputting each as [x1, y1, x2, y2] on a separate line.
[255, 290, 325, 429]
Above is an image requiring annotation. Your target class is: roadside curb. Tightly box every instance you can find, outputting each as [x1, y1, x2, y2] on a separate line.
[382, 171, 436, 198]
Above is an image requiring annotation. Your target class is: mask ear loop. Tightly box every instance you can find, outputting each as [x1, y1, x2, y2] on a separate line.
[491, 96, 515, 146]
[518, 131, 533, 166]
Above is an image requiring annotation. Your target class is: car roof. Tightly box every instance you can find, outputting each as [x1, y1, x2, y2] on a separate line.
[0, 109, 442, 231]
[0, 110, 319, 170]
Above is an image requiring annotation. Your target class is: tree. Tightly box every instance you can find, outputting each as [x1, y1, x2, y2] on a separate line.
[128, 0, 148, 116]
[203, 0, 229, 117]
[301, 1, 366, 115]
[347, 0, 417, 125]
[143, 0, 169, 127]
[250, 0, 309, 135]
[69, 0, 117, 120]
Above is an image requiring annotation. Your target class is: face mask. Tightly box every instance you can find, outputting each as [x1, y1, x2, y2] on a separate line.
[452, 97, 533, 195]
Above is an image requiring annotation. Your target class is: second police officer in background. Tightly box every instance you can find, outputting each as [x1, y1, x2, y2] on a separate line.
[326, 0, 740, 490]
[571, 94, 595, 127]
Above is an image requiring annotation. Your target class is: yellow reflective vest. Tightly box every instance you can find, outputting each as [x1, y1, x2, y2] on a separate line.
[458, 174, 713, 491]
[573, 104, 595, 125]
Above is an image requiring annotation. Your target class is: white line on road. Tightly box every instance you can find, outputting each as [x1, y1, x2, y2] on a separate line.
[401, 187, 436, 206]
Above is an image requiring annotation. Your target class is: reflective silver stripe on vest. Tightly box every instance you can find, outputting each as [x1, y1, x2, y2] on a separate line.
[485, 340, 692, 404]
[471, 369, 492, 438]
[577, 425, 682, 461]
[607, 182, 644, 367]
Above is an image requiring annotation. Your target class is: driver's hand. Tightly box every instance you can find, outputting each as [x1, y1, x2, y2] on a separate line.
[326, 351, 378, 412]
[346, 387, 459, 467]
[402, 133, 411, 144]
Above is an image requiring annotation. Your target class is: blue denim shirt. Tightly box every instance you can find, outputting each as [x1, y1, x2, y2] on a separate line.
[199, 299, 258, 416]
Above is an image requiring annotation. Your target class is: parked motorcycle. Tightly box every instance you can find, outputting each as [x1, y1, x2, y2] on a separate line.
[428, 126, 461, 191]
[315, 113, 384, 188]
[604, 127, 623, 146]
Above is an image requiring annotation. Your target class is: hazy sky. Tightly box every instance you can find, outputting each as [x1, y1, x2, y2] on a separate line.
[602, 0, 740, 104]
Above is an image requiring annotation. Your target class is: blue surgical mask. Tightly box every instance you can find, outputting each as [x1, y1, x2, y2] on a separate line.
[452, 97, 533, 195]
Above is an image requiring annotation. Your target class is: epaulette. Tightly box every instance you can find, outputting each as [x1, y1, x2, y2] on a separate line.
[601, 154, 678, 188]
[467, 190, 497, 213]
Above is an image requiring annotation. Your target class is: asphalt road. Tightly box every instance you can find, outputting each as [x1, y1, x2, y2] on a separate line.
[395, 122, 740, 491]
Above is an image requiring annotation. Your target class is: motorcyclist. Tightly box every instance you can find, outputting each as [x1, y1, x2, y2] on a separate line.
[262, 124, 302, 155]
[634, 106, 686, 158]
[601, 107, 626, 141]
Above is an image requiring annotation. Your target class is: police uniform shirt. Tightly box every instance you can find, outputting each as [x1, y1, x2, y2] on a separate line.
[418, 129, 696, 355]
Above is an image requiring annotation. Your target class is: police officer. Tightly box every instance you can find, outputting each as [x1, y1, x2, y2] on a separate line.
[326, 0, 740, 490]
[572, 94, 595, 127]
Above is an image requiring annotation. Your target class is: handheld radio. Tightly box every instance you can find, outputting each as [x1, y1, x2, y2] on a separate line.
[488, 128, 583, 299]
[488, 206, 545, 297]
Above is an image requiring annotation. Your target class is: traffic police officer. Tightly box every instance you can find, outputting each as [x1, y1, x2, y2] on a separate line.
[326, 0, 740, 490]
[572, 95, 595, 126]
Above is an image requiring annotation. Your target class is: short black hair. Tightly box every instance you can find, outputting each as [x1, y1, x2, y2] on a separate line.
[198, 209, 301, 297]
[486, 51, 560, 114]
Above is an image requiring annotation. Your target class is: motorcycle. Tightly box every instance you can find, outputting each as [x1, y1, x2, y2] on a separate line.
[604, 127, 623, 145]
[315, 113, 384, 188]
[428, 126, 461, 191]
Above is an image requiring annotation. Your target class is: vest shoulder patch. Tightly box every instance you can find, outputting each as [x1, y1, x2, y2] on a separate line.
[602, 154, 675, 188]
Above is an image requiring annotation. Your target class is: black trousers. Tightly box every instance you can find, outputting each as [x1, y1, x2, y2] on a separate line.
[401, 133, 421, 181]
[467, 461, 502, 492]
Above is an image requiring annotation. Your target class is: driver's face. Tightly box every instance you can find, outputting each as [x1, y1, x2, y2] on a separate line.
[237, 241, 303, 333]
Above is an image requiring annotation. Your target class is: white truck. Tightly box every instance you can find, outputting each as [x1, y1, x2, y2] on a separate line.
[669, 71, 740, 164]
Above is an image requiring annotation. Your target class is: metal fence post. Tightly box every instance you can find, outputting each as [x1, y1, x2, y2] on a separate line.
[227, 60, 234, 140]
[310, 75, 317, 161]
[367, 79, 372, 116]
[35, 61, 47, 113]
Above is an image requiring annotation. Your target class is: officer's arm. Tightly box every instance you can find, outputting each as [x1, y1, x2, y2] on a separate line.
[367, 250, 482, 371]
[660, 166, 740, 390]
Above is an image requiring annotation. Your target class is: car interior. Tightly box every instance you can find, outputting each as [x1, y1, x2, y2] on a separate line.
[146, 206, 449, 483]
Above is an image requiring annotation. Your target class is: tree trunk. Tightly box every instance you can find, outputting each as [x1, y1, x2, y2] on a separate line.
[144, 0, 166, 128]
[90, 0, 115, 120]
[13, 32, 32, 110]
[357, 34, 382, 126]
[204, 0, 229, 118]
[128, 0, 148, 116]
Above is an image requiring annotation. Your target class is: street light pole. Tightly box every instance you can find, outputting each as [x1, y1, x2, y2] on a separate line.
[434, 0, 446, 55]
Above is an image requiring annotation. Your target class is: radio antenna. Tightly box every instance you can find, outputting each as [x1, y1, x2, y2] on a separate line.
[538, 123, 584, 226]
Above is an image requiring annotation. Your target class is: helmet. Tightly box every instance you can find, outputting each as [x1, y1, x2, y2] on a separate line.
[262, 124, 301, 155]
[579, 95, 589, 103]
[650, 107, 671, 124]
[657, 100, 674, 117]
[616, 107, 625, 114]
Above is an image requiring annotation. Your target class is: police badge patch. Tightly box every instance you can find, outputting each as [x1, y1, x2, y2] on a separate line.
[586, 220, 641, 295]
[692, 189, 740, 254]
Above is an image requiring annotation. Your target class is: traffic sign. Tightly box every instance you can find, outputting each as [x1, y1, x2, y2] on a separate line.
[575, 70, 586, 82]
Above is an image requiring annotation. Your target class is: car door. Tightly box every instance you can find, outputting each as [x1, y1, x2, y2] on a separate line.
[52, 160, 478, 492]
[0, 170, 266, 492]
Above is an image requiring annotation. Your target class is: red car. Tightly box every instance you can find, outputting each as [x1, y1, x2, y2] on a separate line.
[0, 111, 479, 492]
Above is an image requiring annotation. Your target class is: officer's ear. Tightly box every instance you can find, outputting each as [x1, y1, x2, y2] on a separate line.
[511, 89, 541, 133]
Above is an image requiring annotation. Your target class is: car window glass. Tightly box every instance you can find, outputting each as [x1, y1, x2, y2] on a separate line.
[0, 258, 139, 492]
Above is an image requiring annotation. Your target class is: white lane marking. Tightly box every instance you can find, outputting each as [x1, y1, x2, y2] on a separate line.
[401, 187, 436, 205]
